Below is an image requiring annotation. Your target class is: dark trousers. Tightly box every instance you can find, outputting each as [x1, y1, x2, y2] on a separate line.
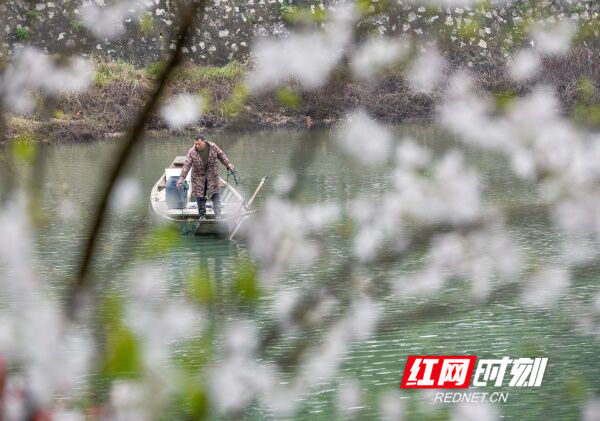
[197, 193, 220, 217]
[197, 178, 221, 217]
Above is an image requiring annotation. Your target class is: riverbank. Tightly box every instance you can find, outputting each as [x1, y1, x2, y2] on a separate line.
[4, 59, 434, 143]
[4, 46, 600, 143]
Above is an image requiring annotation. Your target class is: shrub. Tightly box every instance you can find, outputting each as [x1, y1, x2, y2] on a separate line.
[15, 26, 30, 41]
[139, 13, 153, 36]
[145, 60, 168, 80]
[70, 19, 86, 32]
[94, 60, 140, 87]
[25, 10, 39, 20]
[172, 61, 245, 84]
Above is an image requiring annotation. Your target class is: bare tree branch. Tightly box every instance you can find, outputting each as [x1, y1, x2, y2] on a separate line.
[67, 0, 208, 318]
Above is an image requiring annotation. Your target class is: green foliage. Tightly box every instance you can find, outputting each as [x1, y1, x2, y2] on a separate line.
[25, 10, 39, 20]
[53, 110, 65, 119]
[514, 0, 533, 15]
[575, 15, 600, 43]
[14, 26, 30, 41]
[11, 134, 37, 163]
[186, 268, 215, 304]
[172, 61, 245, 84]
[94, 60, 140, 87]
[101, 294, 124, 327]
[70, 19, 86, 32]
[169, 332, 213, 419]
[356, 0, 391, 17]
[457, 19, 481, 39]
[139, 13, 153, 36]
[94, 68, 111, 87]
[102, 326, 142, 379]
[276, 86, 301, 108]
[421, 5, 443, 19]
[475, 0, 493, 13]
[569, 3, 586, 14]
[177, 381, 208, 420]
[279, 3, 328, 24]
[138, 225, 182, 258]
[220, 83, 249, 117]
[508, 19, 529, 46]
[243, 13, 255, 25]
[232, 260, 261, 303]
[100, 295, 142, 380]
[198, 89, 214, 114]
[145, 60, 168, 80]
[493, 89, 518, 112]
[572, 77, 600, 127]
[572, 104, 600, 127]
[577, 77, 597, 103]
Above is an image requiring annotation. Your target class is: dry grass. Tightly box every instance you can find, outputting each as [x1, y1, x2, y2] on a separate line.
[4, 47, 600, 143]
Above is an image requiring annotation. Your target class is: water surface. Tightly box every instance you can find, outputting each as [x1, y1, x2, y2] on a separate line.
[8, 127, 600, 419]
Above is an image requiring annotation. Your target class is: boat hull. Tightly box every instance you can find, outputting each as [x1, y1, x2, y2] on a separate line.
[150, 156, 245, 236]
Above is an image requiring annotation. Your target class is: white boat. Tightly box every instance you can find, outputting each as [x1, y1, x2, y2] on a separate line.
[150, 156, 247, 236]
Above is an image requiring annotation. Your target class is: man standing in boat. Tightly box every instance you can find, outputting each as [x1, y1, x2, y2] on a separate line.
[176, 134, 236, 219]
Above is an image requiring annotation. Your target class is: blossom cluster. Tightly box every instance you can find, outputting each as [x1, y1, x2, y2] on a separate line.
[0, 0, 599, 419]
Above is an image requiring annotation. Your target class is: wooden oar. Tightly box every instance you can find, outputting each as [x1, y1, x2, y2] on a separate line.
[229, 176, 268, 240]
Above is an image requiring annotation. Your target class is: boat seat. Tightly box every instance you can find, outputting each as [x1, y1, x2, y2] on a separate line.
[188, 202, 214, 208]
[172, 156, 186, 167]
[157, 175, 167, 190]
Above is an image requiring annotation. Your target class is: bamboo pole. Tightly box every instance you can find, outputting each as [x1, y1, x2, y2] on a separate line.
[228, 176, 268, 240]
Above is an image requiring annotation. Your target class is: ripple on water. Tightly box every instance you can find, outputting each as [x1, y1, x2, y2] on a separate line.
[14, 129, 600, 420]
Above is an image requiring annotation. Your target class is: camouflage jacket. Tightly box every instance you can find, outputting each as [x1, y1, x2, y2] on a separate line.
[178, 142, 233, 199]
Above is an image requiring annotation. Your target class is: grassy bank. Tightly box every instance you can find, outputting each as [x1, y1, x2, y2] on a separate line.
[5, 47, 600, 143]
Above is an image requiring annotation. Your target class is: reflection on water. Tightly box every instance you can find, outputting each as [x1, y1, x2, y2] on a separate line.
[9, 127, 600, 419]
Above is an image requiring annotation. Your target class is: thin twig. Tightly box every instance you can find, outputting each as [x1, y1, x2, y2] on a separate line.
[0, 107, 16, 201]
[66, 0, 208, 318]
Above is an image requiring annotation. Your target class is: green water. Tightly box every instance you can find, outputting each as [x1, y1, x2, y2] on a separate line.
[9, 127, 600, 419]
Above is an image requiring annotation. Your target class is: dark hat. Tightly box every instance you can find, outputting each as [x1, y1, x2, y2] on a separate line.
[194, 133, 207, 141]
